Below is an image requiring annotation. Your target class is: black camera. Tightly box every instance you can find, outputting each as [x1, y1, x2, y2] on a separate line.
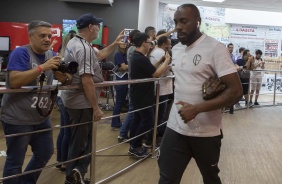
[54, 61, 78, 74]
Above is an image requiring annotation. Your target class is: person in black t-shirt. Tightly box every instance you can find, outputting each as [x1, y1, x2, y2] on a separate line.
[236, 49, 255, 106]
[128, 32, 171, 158]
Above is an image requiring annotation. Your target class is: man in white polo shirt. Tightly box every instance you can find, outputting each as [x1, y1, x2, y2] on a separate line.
[158, 4, 243, 184]
[148, 35, 173, 144]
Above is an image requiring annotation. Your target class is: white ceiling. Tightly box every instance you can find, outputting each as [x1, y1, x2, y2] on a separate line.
[58, 0, 113, 5]
[160, 0, 282, 13]
[58, 0, 282, 12]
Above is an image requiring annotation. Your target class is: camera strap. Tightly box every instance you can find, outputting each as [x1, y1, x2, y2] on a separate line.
[36, 73, 58, 117]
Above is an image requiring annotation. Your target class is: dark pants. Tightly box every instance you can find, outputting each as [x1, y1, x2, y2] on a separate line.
[66, 108, 93, 177]
[240, 77, 249, 95]
[163, 93, 174, 122]
[2, 119, 53, 184]
[158, 128, 222, 184]
[112, 84, 128, 128]
[156, 95, 169, 137]
[145, 95, 169, 143]
[120, 88, 133, 138]
[129, 106, 154, 148]
[56, 96, 71, 163]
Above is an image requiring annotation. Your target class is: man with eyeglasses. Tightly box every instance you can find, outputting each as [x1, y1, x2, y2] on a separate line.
[144, 35, 173, 147]
[128, 32, 171, 158]
[62, 13, 123, 184]
[1, 20, 70, 184]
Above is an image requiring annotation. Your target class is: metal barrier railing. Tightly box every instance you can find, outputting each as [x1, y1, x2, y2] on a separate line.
[227, 69, 282, 110]
[1, 68, 282, 183]
[0, 76, 174, 183]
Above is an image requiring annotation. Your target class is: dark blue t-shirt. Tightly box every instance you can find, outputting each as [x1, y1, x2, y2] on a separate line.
[236, 59, 246, 67]
[8, 47, 55, 71]
[114, 51, 128, 80]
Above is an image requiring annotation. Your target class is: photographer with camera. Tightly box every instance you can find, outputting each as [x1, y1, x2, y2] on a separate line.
[1, 20, 70, 184]
[144, 35, 173, 147]
[62, 13, 124, 184]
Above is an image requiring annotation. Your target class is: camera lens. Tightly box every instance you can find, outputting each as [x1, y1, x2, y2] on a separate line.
[68, 62, 78, 74]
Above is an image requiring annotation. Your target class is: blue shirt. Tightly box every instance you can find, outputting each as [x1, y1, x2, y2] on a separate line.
[114, 51, 128, 80]
[231, 53, 236, 64]
[8, 47, 56, 71]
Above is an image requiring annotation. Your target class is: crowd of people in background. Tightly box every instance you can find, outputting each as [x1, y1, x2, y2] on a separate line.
[1, 3, 270, 184]
[227, 43, 265, 114]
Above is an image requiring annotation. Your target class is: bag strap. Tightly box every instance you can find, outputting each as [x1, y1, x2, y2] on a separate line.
[36, 73, 58, 117]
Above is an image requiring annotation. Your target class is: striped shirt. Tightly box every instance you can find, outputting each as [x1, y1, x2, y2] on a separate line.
[62, 35, 103, 109]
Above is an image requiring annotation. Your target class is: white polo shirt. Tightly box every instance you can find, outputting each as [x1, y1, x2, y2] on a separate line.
[167, 34, 237, 137]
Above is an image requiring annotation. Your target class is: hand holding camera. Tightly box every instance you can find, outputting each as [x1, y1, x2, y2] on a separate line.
[53, 58, 78, 74]
[41, 56, 61, 72]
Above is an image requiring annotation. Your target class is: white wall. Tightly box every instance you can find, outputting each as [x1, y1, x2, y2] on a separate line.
[225, 8, 282, 27]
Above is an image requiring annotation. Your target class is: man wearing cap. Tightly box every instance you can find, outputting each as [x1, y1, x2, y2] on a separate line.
[62, 13, 123, 184]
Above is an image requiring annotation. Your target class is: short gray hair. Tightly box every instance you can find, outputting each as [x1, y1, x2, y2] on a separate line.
[28, 20, 52, 34]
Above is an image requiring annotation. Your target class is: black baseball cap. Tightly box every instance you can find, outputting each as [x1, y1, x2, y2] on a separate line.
[76, 13, 103, 29]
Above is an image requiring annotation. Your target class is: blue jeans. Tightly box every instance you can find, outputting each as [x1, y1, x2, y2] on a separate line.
[145, 95, 169, 143]
[56, 96, 71, 163]
[119, 89, 134, 138]
[129, 106, 154, 148]
[2, 119, 53, 184]
[111, 84, 128, 128]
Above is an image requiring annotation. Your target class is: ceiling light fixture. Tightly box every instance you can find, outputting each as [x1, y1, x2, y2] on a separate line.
[108, 0, 113, 6]
[202, 0, 225, 2]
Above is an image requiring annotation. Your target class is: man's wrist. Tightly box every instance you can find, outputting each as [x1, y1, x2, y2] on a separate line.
[36, 65, 44, 73]
[93, 105, 100, 111]
[62, 76, 69, 84]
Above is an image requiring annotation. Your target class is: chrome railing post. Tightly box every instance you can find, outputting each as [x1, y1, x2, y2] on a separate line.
[152, 81, 160, 158]
[273, 72, 277, 106]
[90, 115, 97, 184]
[247, 76, 251, 108]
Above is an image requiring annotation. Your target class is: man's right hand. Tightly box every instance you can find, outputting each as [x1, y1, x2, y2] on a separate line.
[41, 56, 61, 71]
[164, 52, 171, 63]
[93, 108, 103, 122]
[114, 30, 126, 46]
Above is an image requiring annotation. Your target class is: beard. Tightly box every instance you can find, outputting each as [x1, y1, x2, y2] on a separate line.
[177, 28, 198, 45]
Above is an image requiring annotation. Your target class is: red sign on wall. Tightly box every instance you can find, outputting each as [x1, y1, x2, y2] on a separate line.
[0, 22, 62, 52]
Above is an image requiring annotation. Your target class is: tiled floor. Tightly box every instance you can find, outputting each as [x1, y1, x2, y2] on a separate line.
[1, 94, 282, 183]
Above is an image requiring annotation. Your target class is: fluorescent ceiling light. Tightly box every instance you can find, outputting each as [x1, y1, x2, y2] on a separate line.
[202, 0, 225, 2]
